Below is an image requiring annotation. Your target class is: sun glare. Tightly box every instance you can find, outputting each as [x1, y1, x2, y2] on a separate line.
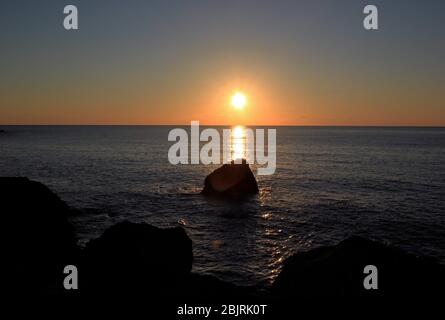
[231, 92, 247, 110]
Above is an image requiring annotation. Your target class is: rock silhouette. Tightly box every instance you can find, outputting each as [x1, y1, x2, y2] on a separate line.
[80, 220, 257, 300]
[202, 159, 259, 198]
[1, 177, 78, 295]
[272, 236, 445, 297]
[81, 221, 193, 295]
[2, 177, 444, 301]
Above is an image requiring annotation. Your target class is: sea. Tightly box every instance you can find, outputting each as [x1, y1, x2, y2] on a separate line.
[1, 125, 444, 286]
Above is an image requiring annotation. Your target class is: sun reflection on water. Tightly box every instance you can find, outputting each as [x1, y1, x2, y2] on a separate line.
[231, 125, 247, 162]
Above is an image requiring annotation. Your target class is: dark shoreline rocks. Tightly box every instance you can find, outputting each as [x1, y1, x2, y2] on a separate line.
[81, 221, 193, 294]
[202, 160, 259, 198]
[80, 220, 260, 299]
[1, 177, 79, 295]
[2, 177, 444, 299]
[273, 236, 445, 297]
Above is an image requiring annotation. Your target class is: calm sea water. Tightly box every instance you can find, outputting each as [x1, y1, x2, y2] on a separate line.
[1, 126, 444, 286]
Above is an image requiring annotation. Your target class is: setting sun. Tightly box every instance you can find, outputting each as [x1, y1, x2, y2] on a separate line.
[231, 92, 247, 110]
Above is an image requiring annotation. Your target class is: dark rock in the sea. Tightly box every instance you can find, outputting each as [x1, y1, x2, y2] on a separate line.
[272, 236, 445, 297]
[201, 159, 259, 198]
[0, 177, 78, 295]
[82, 221, 193, 295]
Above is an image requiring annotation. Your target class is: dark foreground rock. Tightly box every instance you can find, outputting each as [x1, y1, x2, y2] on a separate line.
[1, 177, 78, 295]
[202, 160, 259, 198]
[81, 220, 259, 300]
[81, 221, 193, 294]
[272, 236, 445, 297]
[0, 177, 252, 299]
[2, 177, 445, 301]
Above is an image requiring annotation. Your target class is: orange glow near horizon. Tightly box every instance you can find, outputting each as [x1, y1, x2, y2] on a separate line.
[1, 76, 444, 126]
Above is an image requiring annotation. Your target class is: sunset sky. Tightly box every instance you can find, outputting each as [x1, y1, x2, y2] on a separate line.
[1, 0, 444, 125]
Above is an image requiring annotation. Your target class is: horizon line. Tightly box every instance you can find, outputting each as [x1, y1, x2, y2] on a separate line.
[1, 124, 445, 128]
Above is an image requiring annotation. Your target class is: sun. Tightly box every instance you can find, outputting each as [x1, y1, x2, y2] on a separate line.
[231, 92, 247, 110]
